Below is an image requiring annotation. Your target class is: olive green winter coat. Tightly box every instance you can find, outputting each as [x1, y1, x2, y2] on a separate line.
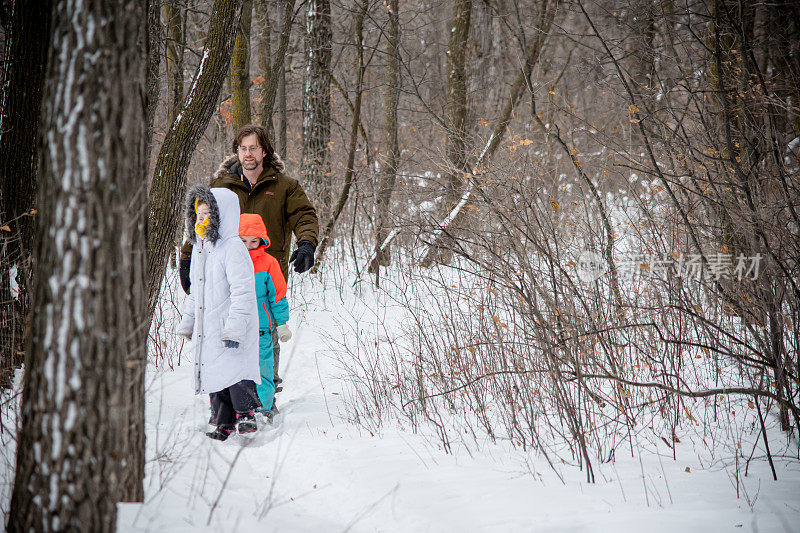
[181, 155, 319, 279]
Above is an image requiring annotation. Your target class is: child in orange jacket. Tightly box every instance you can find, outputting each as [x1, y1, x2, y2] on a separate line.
[239, 213, 291, 421]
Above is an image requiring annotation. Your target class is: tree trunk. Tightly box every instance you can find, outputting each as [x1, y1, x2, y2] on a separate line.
[8, 0, 148, 530]
[0, 0, 52, 389]
[467, 0, 493, 135]
[313, 0, 367, 272]
[146, 0, 162, 149]
[277, 3, 288, 159]
[164, 0, 185, 121]
[421, 0, 471, 266]
[444, 0, 471, 207]
[255, 0, 271, 128]
[258, 0, 295, 141]
[369, 0, 400, 273]
[147, 0, 243, 322]
[119, 0, 161, 504]
[302, 0, 332, 211]
[231, 0, 253, 131]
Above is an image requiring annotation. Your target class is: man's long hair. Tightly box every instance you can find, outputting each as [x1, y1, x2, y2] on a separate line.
[232, 125, 283, 171]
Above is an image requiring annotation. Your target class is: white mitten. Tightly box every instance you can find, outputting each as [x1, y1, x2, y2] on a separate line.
[176, 316, 194, 340]
[276, 324, 292, 342]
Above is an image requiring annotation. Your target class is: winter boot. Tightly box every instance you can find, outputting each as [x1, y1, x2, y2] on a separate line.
[236, 411, 257, 434]
[206, 425, 235, 441]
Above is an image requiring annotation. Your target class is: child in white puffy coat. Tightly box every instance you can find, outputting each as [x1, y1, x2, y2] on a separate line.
[177, 185, 262, 441]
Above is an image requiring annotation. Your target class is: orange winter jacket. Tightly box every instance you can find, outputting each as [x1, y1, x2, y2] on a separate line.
[239, 213, 289, 332]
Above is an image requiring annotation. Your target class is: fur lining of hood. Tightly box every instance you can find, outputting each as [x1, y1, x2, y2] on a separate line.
[186, 185, 221, 244]
[213, 151, 285, 181]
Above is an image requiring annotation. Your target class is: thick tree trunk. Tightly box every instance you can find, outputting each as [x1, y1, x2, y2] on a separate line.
[231, 0, 253, 131]
[369, 0, 400, 273]
[0, 0, 52, 389]
[147, 0, 243, 321]
[8, 0, 148, 530]
[302, 0, 332, 210]
[119, 0, 161, 504]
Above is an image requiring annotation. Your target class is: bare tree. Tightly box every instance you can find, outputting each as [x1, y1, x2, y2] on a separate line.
[147, 0, 243, 321]
[369, 0, 400, 275]
[313, 0, 369, 270]
[0, 0, 53, 388]
[275, 0, 290, 157]
[420, 0, 471, 266]
[418, 0, 555, 265]
[164, 0, 186, 121]
[8, 0, 148, 529]
[231, 0, 254, 131]
[119, 0, 162, 504]
[302, 0, 332, 210]
[145, 0, 162, 146]
[257, 0, 295, 142]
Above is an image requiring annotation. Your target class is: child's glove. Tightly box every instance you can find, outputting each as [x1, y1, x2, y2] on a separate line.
[223, 340, 239, 349]
[276, 324, 292, 342]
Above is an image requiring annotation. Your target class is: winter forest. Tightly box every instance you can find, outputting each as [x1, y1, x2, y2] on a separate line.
[1, 0, 799, 530]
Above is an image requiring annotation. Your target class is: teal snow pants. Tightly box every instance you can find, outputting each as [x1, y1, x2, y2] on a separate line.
[256, 329, 276, 411]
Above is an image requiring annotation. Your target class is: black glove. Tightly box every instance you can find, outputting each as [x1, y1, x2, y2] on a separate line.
[179, 259, 191, 294]
[223, 340, 239, 349]
[289, 240, 316, 273]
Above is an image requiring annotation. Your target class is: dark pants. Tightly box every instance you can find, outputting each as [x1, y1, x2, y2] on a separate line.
[272, 328, 281, 390]
[209, 379, 261, 427]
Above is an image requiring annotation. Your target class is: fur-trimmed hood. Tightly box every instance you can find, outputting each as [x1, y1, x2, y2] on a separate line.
[185, 185, 241, 244]
[213, 151, 285, 182]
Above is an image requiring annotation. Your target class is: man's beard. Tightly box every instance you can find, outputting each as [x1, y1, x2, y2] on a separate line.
[241, 159, 259, 170]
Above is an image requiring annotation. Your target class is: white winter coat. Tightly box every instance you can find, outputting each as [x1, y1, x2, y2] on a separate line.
[177, 187, 260, 394]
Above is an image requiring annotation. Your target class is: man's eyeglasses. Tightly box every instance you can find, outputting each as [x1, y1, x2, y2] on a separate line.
[237, 145, 262, 154]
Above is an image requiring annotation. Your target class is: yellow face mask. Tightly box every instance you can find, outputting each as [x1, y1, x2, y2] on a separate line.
[194, 199, 211, 239]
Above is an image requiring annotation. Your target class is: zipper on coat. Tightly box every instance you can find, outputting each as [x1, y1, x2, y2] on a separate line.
[262, 301, 272, 329]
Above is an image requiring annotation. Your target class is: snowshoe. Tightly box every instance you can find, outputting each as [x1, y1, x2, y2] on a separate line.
[236, 411, 257, 434]
[206, 425, 235, 441]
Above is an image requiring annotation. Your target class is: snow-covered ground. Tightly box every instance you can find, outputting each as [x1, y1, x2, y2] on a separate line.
[1, 266, 798, 531]
[114, 269, 800, 532]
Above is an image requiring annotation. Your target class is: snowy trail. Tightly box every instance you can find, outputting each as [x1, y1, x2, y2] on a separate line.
[117, 274, 800, 532]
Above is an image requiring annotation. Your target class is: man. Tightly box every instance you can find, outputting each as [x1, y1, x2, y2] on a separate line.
[180, 125, 319, 413]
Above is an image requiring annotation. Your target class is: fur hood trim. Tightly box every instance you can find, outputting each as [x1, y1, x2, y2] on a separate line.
[185, 185, 221, 244]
